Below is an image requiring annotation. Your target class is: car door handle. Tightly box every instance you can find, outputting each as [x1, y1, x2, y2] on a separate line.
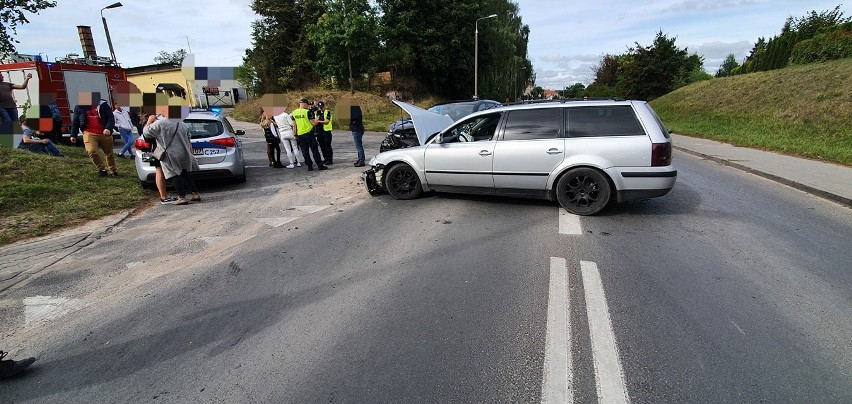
[546, 148, 563, 155]
[479, 150, 492, 156]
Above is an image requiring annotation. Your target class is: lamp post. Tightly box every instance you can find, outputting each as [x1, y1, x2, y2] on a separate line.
[474, 14, 497, 99]
[101, 2, 123, 64]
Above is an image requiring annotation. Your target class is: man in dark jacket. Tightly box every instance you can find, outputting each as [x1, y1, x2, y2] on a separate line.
[70, 91, 117, 177]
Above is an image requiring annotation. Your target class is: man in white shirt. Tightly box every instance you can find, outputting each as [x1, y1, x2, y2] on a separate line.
[113, 104, 135, 159]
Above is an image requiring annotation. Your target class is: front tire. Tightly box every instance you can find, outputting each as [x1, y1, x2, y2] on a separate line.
[384, 164, 422, 200]
[555, 168, 611, 215]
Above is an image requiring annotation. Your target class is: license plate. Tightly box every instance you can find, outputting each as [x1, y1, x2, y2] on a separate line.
[193, 148, 223, 156]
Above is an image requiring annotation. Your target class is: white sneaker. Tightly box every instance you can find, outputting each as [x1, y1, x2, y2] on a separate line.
[296, 162, 302, 167]
[286, 164, 295, 169]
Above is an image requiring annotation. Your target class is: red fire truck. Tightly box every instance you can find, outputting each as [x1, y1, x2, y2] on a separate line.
[1, 54, 126, 143]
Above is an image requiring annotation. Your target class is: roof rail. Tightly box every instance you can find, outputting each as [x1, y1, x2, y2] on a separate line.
[504, 97, 627, 106]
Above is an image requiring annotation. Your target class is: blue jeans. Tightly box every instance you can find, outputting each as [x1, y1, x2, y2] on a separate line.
[118, 128, 134, 156]
[0, 107, 18, 123]
[22, 140, 63, 156]
[0, 108, 18, 134]
[351, 130, 365, 163]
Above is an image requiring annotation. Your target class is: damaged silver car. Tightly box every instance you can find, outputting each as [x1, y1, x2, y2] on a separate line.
[363, 99, 677, 215]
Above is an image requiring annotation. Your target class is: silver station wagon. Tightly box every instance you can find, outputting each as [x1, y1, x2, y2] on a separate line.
[363, 99, 677, 215]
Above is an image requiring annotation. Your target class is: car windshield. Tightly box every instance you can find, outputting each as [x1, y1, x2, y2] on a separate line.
[428, 102, 478, 122]
[184, 120, 224, 139]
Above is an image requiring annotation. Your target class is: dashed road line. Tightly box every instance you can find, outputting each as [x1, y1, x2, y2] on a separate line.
[255, 217, 301, 227]
[559, 209, 582, 235]
[581, 260, 630, 404]
[542, 257, 573, 403]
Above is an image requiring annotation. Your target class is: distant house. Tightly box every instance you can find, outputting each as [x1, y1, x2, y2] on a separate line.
[126, 63, 247, 108]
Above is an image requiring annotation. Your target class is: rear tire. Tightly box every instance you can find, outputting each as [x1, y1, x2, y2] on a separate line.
[384, 164, 422, 200]
[140, 180, 156, 190]
[555, 168, 611, 215]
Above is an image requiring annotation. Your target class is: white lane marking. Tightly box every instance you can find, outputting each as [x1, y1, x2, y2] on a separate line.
[292, 205, 328, 214]
[541, 257, 573, 404]
[24, 296, 79, 324]
[256, 217, 300, 227]
[559, 210, 582, 235]
[581, 261, 630, 404]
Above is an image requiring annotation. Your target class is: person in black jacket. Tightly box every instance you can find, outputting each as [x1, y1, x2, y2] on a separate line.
[70, 91, 117, 177]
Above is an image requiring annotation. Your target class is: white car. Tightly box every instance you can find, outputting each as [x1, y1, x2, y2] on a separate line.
[363, 99, 677, 215]
[134, 110, 246, 188]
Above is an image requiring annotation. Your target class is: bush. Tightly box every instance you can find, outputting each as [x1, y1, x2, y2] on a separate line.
[790, 25, 852, 64]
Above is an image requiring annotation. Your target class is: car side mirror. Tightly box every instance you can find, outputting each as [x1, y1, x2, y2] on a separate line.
[235, 130, 245, 136]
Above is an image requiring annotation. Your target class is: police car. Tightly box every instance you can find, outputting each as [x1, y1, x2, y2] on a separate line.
[133, 108, 247, 189]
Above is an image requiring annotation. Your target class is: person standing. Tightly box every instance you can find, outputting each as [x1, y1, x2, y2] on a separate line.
[142, 113, 200, 205]
[273, 107, 300, 169]
[113, 103, 135, 159]
[70, 92, 117, 177]
[315, 101, 334, 165]
[291, 98, 327, 171]
[350, 104, 366, 167]
[0, 73, 31, 125]
[260, 109, 284, 168]
[48, 100, 63, 143]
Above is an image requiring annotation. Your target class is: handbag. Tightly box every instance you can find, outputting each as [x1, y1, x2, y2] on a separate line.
[144, 123, 181, 162]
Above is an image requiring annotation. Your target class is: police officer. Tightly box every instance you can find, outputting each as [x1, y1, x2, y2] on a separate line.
[315, 101, 333, 165]
[291, 98, 328, 171]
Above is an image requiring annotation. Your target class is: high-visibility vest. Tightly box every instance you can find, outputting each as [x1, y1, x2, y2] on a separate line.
[291, 107, 314, 136]
[322, 109, 332, 131]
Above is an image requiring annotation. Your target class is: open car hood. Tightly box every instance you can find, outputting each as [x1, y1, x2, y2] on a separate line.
[392, 100, 454, 145]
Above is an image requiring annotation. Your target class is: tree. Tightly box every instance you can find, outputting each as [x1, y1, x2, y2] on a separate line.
[307, 0, 379, 94]
[243, 0, 324, 93]
[153, 49, 187, 65]
[563, 83, 586, 98]
[376, 0, 531, 100]
[715, 53, 740, 77]
[1, 0, 57, 56]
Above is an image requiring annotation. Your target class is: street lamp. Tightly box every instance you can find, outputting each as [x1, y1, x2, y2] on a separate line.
[474, 13, 497, 99]
[101, 2, 123, 64]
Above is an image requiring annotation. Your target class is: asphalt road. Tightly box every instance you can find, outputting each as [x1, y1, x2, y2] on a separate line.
[1, 128, 850, 403]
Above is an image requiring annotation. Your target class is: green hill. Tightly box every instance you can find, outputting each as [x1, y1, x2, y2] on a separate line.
[650, 58, 852, 166]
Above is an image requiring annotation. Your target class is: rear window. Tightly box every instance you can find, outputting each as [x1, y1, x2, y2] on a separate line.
[184, 120, 224, 139]
[566, 106, 645, 137]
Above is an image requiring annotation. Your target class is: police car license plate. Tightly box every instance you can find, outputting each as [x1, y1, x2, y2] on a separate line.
[193, 148, 223, 156]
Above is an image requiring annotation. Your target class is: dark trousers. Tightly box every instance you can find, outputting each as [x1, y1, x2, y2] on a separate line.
[173, 170, 198, 197]
[266, 141, 281, 164]
[316, 129, 333, 163]
[297, 134, 324, 168]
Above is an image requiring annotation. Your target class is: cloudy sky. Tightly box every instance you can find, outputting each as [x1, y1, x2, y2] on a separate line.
[9, 0, 848, 89]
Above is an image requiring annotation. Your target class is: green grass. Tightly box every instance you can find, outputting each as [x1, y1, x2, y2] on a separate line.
[0, 144, 150, 245]
[651, 58, 852, 166]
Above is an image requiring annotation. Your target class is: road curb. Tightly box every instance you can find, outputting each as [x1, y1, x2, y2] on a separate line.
[674, 146, 852, 208]
[0, 209, 133, 295]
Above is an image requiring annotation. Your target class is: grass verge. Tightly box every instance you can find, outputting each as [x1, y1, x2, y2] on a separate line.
[0, 144, 150, 245]
[651, 58, 852, 166]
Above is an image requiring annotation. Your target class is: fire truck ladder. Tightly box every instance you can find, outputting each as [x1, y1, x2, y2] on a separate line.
[48, 63, 70, 134]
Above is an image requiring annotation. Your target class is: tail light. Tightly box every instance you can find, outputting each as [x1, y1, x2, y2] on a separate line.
[210, 137, 236, 147]
[651, 142, 672, 166]
[134, 138, 151, 149]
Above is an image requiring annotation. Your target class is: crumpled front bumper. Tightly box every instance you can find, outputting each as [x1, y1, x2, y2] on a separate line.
[362, 165, 384, 196]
